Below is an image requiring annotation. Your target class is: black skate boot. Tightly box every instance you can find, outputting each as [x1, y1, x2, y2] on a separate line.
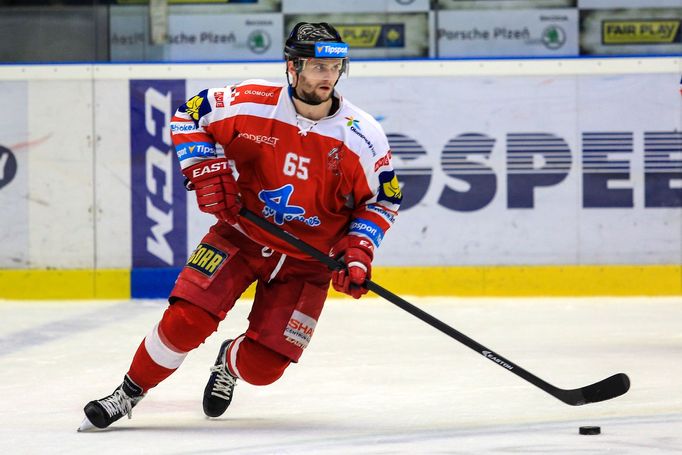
[203, 339, 238, 417]
[78, 375, 145, 431]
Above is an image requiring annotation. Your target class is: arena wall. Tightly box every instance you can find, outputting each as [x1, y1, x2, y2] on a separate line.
[0, 57, 680, 298]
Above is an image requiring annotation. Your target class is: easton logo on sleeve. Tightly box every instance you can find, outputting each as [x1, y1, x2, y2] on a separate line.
[185, 243, 228, 277]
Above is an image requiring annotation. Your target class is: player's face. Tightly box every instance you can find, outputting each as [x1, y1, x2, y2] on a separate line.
[294, 58, 345, 104]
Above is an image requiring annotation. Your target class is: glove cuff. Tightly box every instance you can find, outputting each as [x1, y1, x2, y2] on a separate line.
[182, 158, 231, 183]
[331, 235, 375, 262]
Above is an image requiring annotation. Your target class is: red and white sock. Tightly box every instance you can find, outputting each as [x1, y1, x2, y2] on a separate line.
[127, 300, 219, 392]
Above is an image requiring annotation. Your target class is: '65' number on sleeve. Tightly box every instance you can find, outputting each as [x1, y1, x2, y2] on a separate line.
[283, 152, 310, 180]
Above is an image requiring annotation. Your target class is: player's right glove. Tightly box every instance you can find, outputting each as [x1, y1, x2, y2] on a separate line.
[182, 158, 241, 224]
[329, 235, 374, 299]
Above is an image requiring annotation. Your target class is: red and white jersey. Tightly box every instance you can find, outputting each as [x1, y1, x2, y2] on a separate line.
[171, 79, 401, 260]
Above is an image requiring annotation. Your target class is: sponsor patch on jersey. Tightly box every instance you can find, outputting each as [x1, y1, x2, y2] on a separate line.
[374, 150, 392, 171]
[366, 204, 396, 224]
[238, 132, 279, 147]
[170, 122, 197, 133]
[346, 116, 376, 156]
[284, 310, 317, 349]
[345, 116, 360, 129]
[179, 89, 212, 126]
[349, 218, 384, 247]
[175, 142, 217, 161]
[214, 91, 225, 108]
[185, 243, 228, 277]
[231, 85, 281, 106]
[378, 170, 402, 205]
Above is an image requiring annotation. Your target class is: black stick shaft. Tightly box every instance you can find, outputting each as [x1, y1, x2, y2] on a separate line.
[239, 207, 629, 406]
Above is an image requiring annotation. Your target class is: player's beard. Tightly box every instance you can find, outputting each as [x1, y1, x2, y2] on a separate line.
[294, 77, 334, 105]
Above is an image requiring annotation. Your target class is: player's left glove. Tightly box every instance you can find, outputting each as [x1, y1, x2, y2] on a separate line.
[329, 235, 374, 299]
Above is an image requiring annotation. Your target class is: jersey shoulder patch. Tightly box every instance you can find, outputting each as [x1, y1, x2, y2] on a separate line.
[178, 89, 212, 126]
[231, 80, 284, 107]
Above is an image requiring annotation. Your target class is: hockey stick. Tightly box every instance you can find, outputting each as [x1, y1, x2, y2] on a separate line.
[240, 208, 630, 406]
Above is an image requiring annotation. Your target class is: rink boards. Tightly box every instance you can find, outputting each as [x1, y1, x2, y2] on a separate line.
[0, 58, 680, 298]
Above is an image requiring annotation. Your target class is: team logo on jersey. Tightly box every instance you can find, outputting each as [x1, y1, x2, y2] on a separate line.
[185, 243, 228, 277]
[179, 89, 212, 125]
[327, 147, 342, 175]
[258, 184, 321, 227]
[378, 170, 402, 205]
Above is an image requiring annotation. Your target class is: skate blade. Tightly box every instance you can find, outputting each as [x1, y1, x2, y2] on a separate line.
[77, 416, 96, 432]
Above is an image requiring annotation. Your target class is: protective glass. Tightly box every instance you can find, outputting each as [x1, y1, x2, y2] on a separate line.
[299, 58, 349, 81]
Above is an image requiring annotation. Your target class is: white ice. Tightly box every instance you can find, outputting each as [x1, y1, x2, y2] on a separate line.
[1, 296, 681, 454]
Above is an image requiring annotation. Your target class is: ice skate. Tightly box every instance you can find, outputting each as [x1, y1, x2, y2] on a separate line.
[78, 375, 145, 431]
[203, 339, 238, 417]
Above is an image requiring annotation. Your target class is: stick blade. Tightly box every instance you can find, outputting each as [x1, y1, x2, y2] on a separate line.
[581, 372, 631, 404]
[558, 373, 631, 406]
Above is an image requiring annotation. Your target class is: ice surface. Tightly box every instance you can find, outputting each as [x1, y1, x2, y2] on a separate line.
[1, 296, 680, 454]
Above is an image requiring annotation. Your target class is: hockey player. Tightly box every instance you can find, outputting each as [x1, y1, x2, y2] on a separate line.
[78, 22, 401, 431]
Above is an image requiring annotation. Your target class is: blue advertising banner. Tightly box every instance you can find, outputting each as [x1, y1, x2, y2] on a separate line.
[130, 80, 187, 297]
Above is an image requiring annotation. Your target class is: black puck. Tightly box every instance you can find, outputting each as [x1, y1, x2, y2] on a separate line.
[579, 426, 601, 435]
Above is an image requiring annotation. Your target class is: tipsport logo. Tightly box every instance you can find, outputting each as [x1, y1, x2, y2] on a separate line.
[175, 142, 217, 162]
[314, 42, 349, 58]
[388, 131, 682, 212]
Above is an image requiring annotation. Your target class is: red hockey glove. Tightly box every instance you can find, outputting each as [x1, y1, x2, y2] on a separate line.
[330, 235, 374, 299]
[182, 158, 241, 224]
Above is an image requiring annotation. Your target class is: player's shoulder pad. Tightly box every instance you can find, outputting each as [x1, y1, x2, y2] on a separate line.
[341, 99, 390, 160]
[230, 79, 285, 107]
